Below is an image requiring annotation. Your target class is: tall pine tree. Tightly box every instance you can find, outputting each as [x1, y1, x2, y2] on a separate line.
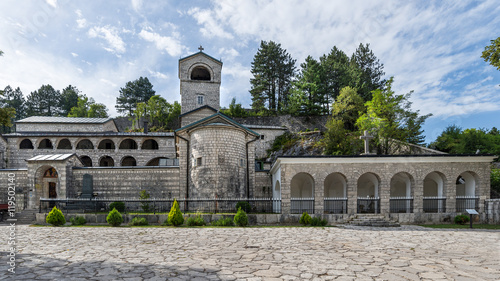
[116, 77, 155, 116]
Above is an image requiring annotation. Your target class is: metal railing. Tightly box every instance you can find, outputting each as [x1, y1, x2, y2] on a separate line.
[290, 198, 314, 214]
[39, 197, 282, 214]
[357, 197, 380, 213]
[456, 196, 479, 212]
[389, 197, 413, 213]
[324, 198, 347, 214]
[422, 197, 446, 213]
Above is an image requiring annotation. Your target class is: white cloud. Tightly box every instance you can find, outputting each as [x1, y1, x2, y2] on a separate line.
[138, 29, 184, 57]
[45, 0, 57, 8]
[88, 25, 126, 54]
[131, 0, 143, 12]
[71, 52, 78, 57]
[149, 70, 168, 80]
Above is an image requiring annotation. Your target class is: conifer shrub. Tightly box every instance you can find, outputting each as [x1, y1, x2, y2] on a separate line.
[107, 208, 123, 227]
[299, 212, 312, 225]
[234, 207, 249, 227]
[310, 217, 328, 226]
[128, 217, 149, 226]
[186, 214, 206, 226]
[139, 190, 151, 212]
[109, 201, 125, 212]
[46, 206, 66, 226]
[235, 201, 251, 213]
[454, 214, 470, 225]
[167, 199, 184, 226]
[70, 216, 87, 226]
[211, 217, 234, 226]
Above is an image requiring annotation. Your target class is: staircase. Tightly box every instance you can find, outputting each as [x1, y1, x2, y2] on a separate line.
[349, 214, 400, 227]
[14, 209, 37, 225]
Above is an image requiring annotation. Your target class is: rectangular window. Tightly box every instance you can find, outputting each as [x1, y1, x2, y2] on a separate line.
[260, 135, 265, 140]
[197, 95, 204, 105]
[196, 157, 202, 166]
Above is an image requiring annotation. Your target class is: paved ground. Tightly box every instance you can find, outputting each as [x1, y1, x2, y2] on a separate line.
[1, 225, 499, 280]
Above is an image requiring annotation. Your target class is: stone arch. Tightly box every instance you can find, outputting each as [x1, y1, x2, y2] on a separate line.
[76, 139, 94, 149]
[57, 138, 72, 149]
[141, 139, 159, 150]
[121, 156, 137, 167]
[290, 172, 314, 198]
[19, 139, 34, 149]
[99, 156, 114, 167]
[33, 165, 60, 209]
[80, 156, 92, 167]
[146, 157, 168, 166]
[119, 138, 138, 149]
[357, 172, 380, 198]
[190, 65, 211, 81]
[390, 172, 414, 197]
[423, 171, 446, 197]
[456, 171, 479, 197]
[38, 138, 53, 149]
[98, 139, 115, 149]
[324, 172, 347, 198]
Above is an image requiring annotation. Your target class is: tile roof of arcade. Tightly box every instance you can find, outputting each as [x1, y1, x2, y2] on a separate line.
[16, 116, 113, 124]
[27, 154, 76, 161]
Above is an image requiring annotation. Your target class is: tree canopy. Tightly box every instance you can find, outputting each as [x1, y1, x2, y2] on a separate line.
[482, 37, 500, 71]
[130, 95, 180, 131]
[25, 84, 61, 116]
[68, 95, 108, 118]
[429, 126, 500, 156]
[116, 77, 156, 116]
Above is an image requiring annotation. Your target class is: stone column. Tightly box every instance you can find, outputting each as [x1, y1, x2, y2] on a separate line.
[445, 180, 456, 213]
[379, 178, 390, 214]
[347, 175, 357, 214]
[314, 177, 324, 215]
[413, 179, 424, 213]
[280, 166, 291, 215]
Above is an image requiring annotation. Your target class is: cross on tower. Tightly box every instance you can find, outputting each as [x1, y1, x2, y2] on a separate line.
[360, 130, 375, 155]
[198, 45, 204, 52]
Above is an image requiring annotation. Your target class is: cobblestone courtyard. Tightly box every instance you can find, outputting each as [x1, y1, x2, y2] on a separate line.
[1, 225, 499, 280]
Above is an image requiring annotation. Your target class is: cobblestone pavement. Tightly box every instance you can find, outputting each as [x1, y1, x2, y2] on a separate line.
[1, 225, 499, 280]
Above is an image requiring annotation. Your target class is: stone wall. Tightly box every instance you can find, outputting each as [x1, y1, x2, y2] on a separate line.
[250, 128, 287, 159]
[16, 120, 117, 133]
[72, 166, 181, 199]
[181, 107, 217, 127]
[485, 199, 500, 224]
[254, 171, 272, 198]
[234, 115, 330, 133]
[0, 169, 28, 208]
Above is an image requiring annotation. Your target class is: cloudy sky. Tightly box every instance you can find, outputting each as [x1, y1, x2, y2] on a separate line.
[0, 0, 498, 142]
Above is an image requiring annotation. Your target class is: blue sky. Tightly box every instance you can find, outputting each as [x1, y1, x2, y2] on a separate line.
[0, 0, 499, 143]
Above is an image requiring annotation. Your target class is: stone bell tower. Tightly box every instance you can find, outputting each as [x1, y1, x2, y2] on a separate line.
[178, 46, 222, 114]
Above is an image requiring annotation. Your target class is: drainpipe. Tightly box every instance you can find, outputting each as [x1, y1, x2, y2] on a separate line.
[176, 133, 190, 200]
[246, 135, 259, 199]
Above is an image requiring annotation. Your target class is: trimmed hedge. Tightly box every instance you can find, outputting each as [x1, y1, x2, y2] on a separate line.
[234, 207, 249, 226]
[106, 208, 123, 226]
[167, 199, 184, 226]
[46, 206, 66, 226]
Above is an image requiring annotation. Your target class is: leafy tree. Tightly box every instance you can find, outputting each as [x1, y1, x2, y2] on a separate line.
[351, 43, 386, 101]
[482, 37, 500, 71]
[116, 77, 155, 116]
[320, 46, 358, 105]
[491, 167, 500, 198]
[25, 84, 61, 116]
[356, 77, 431, 154]
[131, 96, 180, 131]
[429, 126, 500, 155]
[221, 98, 247, 117]
[250, 40, 296, 114]
[331, 86, 365, 131]
[59, 85, 80, 116]
[68, 95, 108, 118]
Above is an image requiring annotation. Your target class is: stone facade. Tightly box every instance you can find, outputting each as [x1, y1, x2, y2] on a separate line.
[16, 117, 117, 133]
[180, 106, 217, 127]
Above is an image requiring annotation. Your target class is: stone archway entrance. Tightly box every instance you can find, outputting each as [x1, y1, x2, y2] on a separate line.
[43, 167, 59, 208]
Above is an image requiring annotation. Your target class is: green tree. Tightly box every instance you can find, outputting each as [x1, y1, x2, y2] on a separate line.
[356, 77, 431, 154]
[25, 84, 61, 116]
[131, 96, 180, 131]
[320, 46, 358, 105]
[116, 77, 155, 116]
[68, 95, 108, 118]
[491, 167, 500, 198]
[221, 98, 247, 117]
[482, 37, 500, 71]
[429, 126, 500, 155]
[331, 86, 365, 131]
[59, 85, 80, 116]
[250, 40, 296, 114]
[1, 86, 25, 120]
[167, 199, 184, 226]
[351, 43, 386, 101]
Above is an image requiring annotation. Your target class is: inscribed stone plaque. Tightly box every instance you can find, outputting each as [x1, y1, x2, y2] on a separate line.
[82, 174, 93, 197]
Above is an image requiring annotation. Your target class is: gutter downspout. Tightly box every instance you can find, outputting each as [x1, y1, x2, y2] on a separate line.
[176, 133, 190, 201]
[246, 135, 259, 198]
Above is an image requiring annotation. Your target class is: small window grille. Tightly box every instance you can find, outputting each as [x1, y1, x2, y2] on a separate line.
[197, 95, 204, 105]
[196, 157, 202, 166]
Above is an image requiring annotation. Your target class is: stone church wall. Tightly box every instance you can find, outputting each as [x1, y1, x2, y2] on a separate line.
[72, 166, 181, 199]
[16, 121, 116, 133]
[0, 169, 28, 205]
[254, 171, 272, 198]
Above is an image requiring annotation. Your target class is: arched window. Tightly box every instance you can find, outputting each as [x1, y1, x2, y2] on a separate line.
[38, 139, 53, 149]
[121, 156, 137, 167]
[146, 157, 168, 166]
[119, 139, 138, 149]
[76, 139, 94, 149]
[80, 156, 92, 167]
[190, 66, 211, 80]
[57, 139, 72, 149]
[141, 139, 159, 150]
[98, 139, 115, 149]
[99, 156, 114, 167]
[19, 139, 34, 149]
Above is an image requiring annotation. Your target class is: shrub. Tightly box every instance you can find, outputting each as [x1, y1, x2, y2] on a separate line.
[186, 214, 206, 226]
[454, 214, 470, 225]
[168, 199, 184, 226]
[211, 217, 234, 226]
[46, 206, 66, 226]
[310, 217, 328, 226]
[299, 212, 312, 225]
[234, 207, 249, 227]
[139, 190, 151, 212]
[109, 201, 125, 212]
[70, 216, 87, 226]
[235, 201, 251, 213]
[107, 208, 123, 227]
[129, 217, 149, 226]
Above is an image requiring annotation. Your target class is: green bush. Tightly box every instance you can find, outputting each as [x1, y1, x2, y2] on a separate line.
[70, 216, 86, 226]
[310, 217, 328, 226]
[107, 208, 124, 227]
[109, 201, 125, 212]
[186, 214, 206, 226]
[299, 212, 312, 225]
[211, 217, 234, 226]
[235, 201, 251, 213]
[454, 214, 470, 225]
[234, 207, 249, 227]
[139, 190, 151, 212]
[46, 206, 66, 226]
[167, 199, 184, 226]
[128, 217, 149, 226]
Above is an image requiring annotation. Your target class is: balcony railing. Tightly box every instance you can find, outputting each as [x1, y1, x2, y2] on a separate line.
[290, 198, 314, 214]
[390, 197, 413, 213]
[357, 197, 380, 213]
[456, 196, 479, 212]
[324, 198, 347, 214]
[422, 197, 446, 213]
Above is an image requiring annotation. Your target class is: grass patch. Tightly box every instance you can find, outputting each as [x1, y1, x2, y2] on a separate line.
[419, 224, 500, 229]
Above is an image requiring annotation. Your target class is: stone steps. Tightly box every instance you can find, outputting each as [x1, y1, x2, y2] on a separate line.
[349, 214, 400, 227]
